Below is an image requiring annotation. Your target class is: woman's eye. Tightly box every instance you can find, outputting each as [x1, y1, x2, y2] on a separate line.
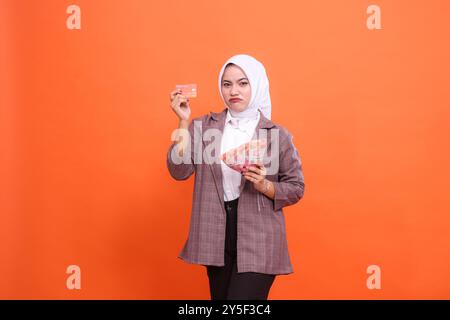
[240, 82, 248, 86]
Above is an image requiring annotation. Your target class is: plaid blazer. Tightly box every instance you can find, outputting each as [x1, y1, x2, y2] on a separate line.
[167, 108, 305, 275]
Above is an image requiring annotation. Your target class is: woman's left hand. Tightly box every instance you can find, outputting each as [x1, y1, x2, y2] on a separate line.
[242, 164, 267, 192]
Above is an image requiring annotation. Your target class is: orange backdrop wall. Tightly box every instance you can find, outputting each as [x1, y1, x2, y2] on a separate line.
[1, 0, 449, 299]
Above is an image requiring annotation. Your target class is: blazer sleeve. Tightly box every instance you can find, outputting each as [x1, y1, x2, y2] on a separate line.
[166, 120, 195, 181]
[272, 130, 305, 211]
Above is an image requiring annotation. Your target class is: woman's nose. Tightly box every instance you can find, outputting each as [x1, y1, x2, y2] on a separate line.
[230, 85, 239, 95]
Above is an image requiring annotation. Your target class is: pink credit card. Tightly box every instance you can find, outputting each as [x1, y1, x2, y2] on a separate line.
[175, 84, 197, 98]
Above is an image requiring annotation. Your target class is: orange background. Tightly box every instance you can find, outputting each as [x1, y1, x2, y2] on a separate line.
[1, 0, 449, 299]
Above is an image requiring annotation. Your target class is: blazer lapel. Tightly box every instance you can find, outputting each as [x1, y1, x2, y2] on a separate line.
[202, 109, 227, 211]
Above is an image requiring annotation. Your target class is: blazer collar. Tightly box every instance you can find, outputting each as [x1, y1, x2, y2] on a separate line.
[208, 108, 276, 130]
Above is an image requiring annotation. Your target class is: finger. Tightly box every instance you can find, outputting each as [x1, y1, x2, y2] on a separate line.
[244, 175, 255, 182]
[171, 95, 180, 108]
[170, 89, 182, 99]
[244, 171, 260, 180]
[258, 166, 266, 176]
[253, 163, 265, 170]
[247, 165, 263, 175]
[245, 175, 260, 184]
[175, 96, 187, 106]
[256, 164, 266, 176]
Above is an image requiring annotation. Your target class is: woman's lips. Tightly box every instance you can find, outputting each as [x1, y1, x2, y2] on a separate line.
[229, 98, 242, 103]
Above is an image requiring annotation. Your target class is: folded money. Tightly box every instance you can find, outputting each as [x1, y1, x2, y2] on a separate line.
[220, 139, 267, 173]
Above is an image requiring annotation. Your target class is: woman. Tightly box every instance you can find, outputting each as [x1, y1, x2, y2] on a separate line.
[167, 54, 305, 300]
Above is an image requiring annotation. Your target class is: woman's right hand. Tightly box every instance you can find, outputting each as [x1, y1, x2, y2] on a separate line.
[170, 89, 191, 121]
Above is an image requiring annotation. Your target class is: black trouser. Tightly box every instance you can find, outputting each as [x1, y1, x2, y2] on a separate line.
[206, 197, 276, 300]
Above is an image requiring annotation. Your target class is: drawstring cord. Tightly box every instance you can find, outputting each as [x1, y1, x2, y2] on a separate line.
[257, 192, 266, 213]
[257, 193, 261, 212]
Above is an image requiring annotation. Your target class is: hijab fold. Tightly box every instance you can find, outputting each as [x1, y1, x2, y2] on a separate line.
[218, 54, 272, 120]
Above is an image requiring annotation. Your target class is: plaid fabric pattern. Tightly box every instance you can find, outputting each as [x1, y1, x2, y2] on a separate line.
[167, 108, 305, 275]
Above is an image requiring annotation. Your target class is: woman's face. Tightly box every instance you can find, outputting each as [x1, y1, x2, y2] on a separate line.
[221, 64, 252, 113]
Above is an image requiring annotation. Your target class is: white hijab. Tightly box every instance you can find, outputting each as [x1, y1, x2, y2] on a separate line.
[218, 54, 272, 120]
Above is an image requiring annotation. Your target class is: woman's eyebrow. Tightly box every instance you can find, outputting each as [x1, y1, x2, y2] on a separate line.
[223, 78, 248, 82]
